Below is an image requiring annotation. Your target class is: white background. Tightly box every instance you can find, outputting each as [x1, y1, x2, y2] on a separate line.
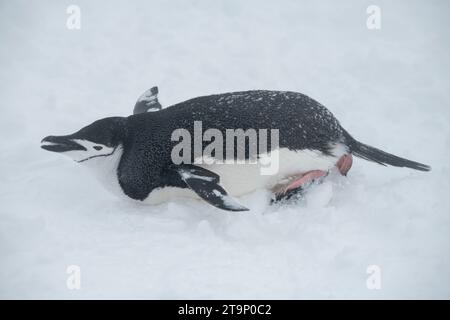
[0, 0, 449, 298]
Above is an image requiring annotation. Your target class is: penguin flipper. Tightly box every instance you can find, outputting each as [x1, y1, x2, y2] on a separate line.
[133, 86, 162, 114]
[174, 164, 249, 212]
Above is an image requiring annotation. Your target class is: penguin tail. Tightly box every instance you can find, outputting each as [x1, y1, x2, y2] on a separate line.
[343, 130, 431, 172]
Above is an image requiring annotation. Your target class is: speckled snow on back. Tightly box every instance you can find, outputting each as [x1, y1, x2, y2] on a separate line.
[147, 90, 345, 156]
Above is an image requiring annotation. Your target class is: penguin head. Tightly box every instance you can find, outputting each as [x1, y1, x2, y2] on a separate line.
[41, 117, 127, 163]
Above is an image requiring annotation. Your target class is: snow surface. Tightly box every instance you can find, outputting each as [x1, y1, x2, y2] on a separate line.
[1, 0, 449, 299]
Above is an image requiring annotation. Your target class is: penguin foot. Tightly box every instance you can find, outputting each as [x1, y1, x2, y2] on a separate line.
[271, 170, 328, 203]
[336, 154, 353, 176]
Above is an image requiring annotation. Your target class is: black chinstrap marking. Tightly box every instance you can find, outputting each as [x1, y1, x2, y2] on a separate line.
[77, 146, 118, 163]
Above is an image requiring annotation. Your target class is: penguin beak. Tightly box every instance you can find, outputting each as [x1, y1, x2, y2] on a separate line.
[41, 135, 87, 153]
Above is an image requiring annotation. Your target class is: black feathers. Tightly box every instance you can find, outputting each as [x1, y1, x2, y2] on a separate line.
[343, 130, 431, 172]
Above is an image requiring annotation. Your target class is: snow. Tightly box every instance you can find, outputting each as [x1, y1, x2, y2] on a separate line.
[1, 0, 450, 299]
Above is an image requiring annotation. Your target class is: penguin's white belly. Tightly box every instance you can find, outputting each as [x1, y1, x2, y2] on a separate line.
[144, 146, 346, 205]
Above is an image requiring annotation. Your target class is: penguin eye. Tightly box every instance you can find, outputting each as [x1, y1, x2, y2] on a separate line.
[93, 146, 103, 151]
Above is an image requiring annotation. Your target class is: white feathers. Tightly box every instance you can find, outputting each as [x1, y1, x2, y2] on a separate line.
[144, 145, 346, 204]
[79, 145, 125, 200]
[61, 139, 116, 163]
[66, 140, 346, 208]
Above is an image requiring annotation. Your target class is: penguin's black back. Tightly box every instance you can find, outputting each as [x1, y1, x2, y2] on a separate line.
[131, 90, 343, 151]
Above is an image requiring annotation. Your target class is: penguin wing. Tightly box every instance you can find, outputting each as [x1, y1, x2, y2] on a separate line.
[133, 86, 162, 114]
[173, 164, 249, 212]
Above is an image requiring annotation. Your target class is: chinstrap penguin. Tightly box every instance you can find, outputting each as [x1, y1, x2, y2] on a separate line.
[41, 88, 430, 212]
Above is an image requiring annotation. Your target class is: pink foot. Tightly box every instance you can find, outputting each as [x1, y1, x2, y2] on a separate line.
[336, 154, 353, 176]
[272, 170, 328, 196]
[284, 170, 328, 191]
